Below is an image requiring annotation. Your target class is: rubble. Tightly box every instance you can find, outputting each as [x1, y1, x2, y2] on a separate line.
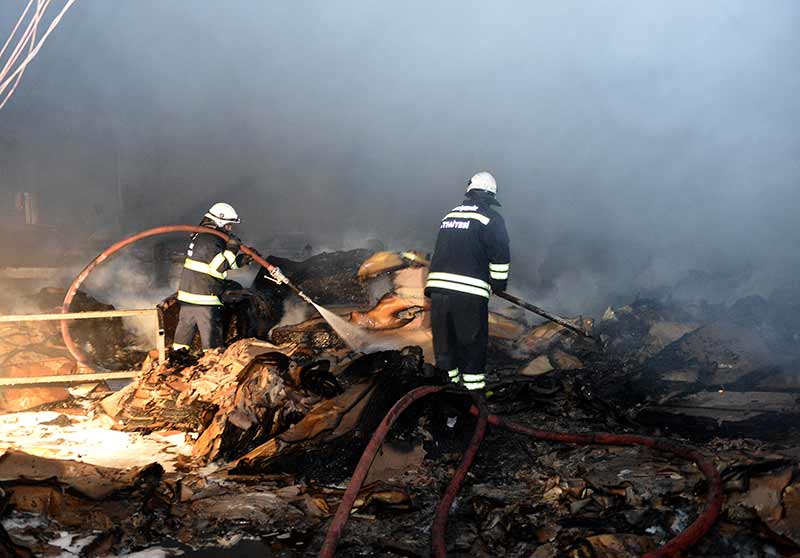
[0, 288, 147, 414]
[0, 410, 193, 470]
[100, 339, 340, 464]
[1, 251, 800, 556]
[26, 288, 147, 370]
[259, 248, 376, 307]
[231, 346, 434, 480]
[596, 297, 800, 442]
[350, 293, 423, 330]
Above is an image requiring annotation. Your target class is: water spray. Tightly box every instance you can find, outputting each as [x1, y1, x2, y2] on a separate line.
[264, 265, 373, 349]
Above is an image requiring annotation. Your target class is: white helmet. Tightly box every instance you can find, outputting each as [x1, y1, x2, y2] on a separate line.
[205, 202, 240, 227]
[466, 171, 497, 196]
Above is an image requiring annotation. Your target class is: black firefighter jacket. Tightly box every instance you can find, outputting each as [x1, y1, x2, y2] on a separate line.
[424, 195, 510, 299]
[177, 224, 243, 306]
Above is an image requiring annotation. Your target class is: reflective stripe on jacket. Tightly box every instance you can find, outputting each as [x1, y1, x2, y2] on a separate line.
[177, 226, 239, 306]
[176, 290, 223, 306]
[425, 196, 510, 299]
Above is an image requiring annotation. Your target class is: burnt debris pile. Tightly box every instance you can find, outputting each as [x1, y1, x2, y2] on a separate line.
[0, 288, 147, 414]
[595, 296, 800, 443]
[1, 250, 799, 557]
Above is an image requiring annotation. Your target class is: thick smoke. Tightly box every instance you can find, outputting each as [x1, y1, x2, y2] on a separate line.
[1, 1, 799, 316]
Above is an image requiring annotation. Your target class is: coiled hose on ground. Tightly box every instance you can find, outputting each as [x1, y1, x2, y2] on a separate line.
[320, 385, 723, 558]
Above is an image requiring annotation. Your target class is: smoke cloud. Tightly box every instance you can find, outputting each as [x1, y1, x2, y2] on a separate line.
[1, 1, 798, 316]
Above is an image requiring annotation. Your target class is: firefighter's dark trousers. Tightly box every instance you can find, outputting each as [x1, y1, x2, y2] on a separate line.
[429, 291, 488, 390]
[173, 303, 223, 350]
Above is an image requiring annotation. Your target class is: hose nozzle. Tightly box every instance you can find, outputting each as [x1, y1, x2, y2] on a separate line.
[268, 266, 290, 285]
[295, 289, 313, 305]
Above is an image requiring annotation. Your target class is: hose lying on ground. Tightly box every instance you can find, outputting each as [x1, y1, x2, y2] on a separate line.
[60, 225, 283, 367]
[431, 393, 489, 558]
[320, 385, 723, 558]
[64, 232, 723, 555]
[319, 385, 448, 557]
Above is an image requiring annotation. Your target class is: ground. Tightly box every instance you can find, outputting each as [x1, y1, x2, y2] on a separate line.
[1, 252, 800, 557]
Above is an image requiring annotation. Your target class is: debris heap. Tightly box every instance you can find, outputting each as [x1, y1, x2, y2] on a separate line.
[1, 250, 799, 557]
[0, 288, 146, 413]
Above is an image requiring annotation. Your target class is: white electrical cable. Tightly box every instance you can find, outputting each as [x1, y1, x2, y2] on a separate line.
[0, 0, 71, 91]
[0, 0, 42, 108]
[0, 0, 46, 111]
[0, 0, 77, 108]
[0, 0, 36, 62]
[0, 0, 44, 78]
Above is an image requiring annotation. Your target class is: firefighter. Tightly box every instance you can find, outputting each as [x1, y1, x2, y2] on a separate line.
[171, 203, 258, 352]
[424, 171, 510, 391]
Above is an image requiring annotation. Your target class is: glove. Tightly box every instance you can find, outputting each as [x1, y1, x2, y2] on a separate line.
[268, 266, 289, 284]
[235, 252, 253, 267]
[225, 236, 241, 252]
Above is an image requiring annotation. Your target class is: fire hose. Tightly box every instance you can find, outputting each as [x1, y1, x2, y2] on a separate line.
[319, 385, 723, 558]
[60, 225, 314, 367]
[64, 234, 722, 555]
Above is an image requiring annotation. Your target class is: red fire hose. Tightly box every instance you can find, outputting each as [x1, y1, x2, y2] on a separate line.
[488, 413, 723, 558]
[65, 229, 723, 555]
[60, 225, 283, 367]
[319, 385, 448, 557]
[320, 386, 723, 558]
[431, 393, 488, 558]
